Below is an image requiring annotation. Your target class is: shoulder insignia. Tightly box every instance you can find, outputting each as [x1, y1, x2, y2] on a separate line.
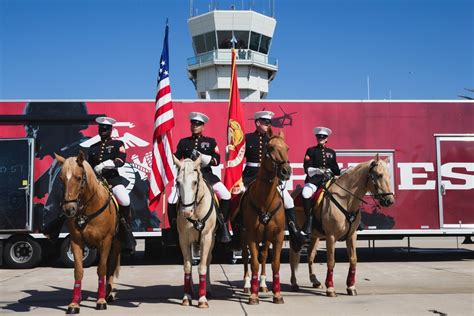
[119, 146, 126, 153]
[304, 155, 310, 161]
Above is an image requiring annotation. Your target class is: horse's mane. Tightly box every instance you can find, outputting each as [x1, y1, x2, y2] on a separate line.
[336, 160, 371, 183]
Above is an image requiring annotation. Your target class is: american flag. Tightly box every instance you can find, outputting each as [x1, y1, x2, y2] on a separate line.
[148, 23, 175, 210]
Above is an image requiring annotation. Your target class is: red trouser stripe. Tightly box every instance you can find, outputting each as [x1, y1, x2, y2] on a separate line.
[198, 274, 206, 298]
[325, 268, 334, 288]
[72, 280, 82, 304]
[98, 276, 106, 299]
[272, 273, 281, 294]
[251, 273, 259, 294]
[184, 273, 192, 294]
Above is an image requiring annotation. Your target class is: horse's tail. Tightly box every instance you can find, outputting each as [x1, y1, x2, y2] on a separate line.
[107, 240, 121, 279]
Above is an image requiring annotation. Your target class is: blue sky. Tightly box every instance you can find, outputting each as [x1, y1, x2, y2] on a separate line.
[0, 0, 472, 100]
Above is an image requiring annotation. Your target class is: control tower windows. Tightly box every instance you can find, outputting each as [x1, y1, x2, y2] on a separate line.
[218, 31, 233, 49]
[234, 31, 249, 49]
[193, 31, 217, 54]
[249, 32, 272, 54]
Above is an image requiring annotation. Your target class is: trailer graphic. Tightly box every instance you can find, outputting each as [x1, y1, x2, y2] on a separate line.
[0, 100, 472, 268]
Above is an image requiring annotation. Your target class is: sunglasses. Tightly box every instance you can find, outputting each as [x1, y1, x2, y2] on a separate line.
[316, 134, 328, 139]
[259, 119, 272, 126]
[190, 120, 204, 126]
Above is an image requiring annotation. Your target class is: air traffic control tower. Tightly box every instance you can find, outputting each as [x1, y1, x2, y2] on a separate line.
[187, 4, 278, 100]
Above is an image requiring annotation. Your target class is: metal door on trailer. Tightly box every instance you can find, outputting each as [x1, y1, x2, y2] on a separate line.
[0, 138, 35, 231]
[436, 135, 474, 228]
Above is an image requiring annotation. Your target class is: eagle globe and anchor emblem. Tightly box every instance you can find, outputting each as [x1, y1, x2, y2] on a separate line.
[226, 119, 245, 194]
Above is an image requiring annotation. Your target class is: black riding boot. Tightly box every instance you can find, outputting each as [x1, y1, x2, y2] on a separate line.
[217, 199, 232, 243]
[300, 197, 314, 238]
[118, 205, 137, 254]
[285, 207, 306, 252]
[164, 203, 179, 246]
[42, 213, 67, 243]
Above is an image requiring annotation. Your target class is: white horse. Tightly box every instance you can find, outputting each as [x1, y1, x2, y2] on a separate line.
[173, 157, 217, 308]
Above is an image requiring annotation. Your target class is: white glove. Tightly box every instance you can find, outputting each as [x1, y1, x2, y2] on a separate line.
[94, 159, 115, 175]
[307, 167, 324, 177]
[200, 153, 212, 167]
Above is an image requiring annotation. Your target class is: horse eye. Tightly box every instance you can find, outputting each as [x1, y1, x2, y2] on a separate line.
[76, 176, 82, 181]
[193, 181, 197, 186]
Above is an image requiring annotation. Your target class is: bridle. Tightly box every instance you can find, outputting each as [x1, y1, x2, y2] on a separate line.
[367, 161, 394, 202]
[62, 165, 88, 218]
[264, 142, 290, 181]
[178, 168, 204, 209]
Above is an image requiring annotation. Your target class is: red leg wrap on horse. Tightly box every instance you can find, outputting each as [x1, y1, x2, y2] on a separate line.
[198, 274, 207, 298]
[346, 266, 356, 287]
[98, 276, 106, 299]
[184, 273, 192, 294]
[72, 280, 82, 304]
[272, 273, 281, 294]
[251, 273, 259, 294]
[325, 268, 334, 288]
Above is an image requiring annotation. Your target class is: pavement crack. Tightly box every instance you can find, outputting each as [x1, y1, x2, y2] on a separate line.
[219, 264, 248, 316]
[0, 269, 38, 284]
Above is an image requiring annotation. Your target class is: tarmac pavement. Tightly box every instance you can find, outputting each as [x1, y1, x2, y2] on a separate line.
[1, 237, 473, 315]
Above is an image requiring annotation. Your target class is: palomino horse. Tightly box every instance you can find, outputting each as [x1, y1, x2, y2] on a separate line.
[289, 155, 395, 297]
[55, 151, 121, 314]
[238, 130, 291, 305]
[173, 156, 217, 308]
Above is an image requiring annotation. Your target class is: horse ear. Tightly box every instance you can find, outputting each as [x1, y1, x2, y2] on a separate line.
[54, 153, 66, 165]
[267, 126, 273, 137]
[76, 150, 85, 166]
[172, 155, 182, 169]
[194, 156, 202, 169]
[278, 129, 285, 140]
[374, 153, 380, 162]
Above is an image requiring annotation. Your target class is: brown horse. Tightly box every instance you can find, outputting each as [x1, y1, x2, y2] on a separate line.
[289, 155, 395, 297]
[237, 129, 291, 305]
[173, 156, 217, 308]
[56, 152, 121, 314]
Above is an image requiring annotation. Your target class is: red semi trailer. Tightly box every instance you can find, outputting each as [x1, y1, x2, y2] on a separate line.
[0, 100, 472, 268]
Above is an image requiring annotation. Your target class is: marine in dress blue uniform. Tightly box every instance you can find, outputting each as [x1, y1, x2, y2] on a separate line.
[300, 126, 341, 241]
[165, 112, 231, 245]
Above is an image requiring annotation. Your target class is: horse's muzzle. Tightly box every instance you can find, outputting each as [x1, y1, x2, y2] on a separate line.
[379, 196, 395, 207]
[278, 164, 292, 181]
[62, 202, 78, 217]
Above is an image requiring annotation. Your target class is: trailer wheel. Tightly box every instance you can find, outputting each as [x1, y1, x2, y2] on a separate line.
[60, 237, 97, 268]
[4, 235, 42, 269]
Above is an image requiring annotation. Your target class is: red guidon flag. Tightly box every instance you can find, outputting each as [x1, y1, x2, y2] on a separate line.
[148, 22, 176, 211]
[224, 48, 246, 194]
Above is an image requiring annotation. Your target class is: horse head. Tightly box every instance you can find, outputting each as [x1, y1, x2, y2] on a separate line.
[55, 151, 90, 218]
[263, 129, 292, 181]
[173, 156, 202, 218]
[367, 154, 395, 207]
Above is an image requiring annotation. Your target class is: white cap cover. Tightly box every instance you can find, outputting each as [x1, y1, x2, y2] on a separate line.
[189, 112, 209, 123]
[95, 116, 116, 125]
[313, 126, 332, 136]
[254, 110, 274, 120]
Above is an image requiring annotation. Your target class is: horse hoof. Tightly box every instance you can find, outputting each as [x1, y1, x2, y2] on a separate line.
[106, 293, 116, 303]
[326, 290, 337, 297]
[66, 307, 80, 314]
[259, 286, 269, 293]
[198, 301, 209, 309]
[312, 283, 323, 289]
[96, 302, 107, 310]
[291, 284, 299, 292]
[248, 297, 259, 305]
[243, 287, 250, 294]
[273, 296, 284, 304]
[347, 288, 358, 296]
[182, 298, 191, 306]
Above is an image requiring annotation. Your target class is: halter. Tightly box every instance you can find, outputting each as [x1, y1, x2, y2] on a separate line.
[367, 161, 394, 202]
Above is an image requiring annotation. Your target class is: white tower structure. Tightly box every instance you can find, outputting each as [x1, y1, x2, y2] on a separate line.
[187, 5, 278, 100]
